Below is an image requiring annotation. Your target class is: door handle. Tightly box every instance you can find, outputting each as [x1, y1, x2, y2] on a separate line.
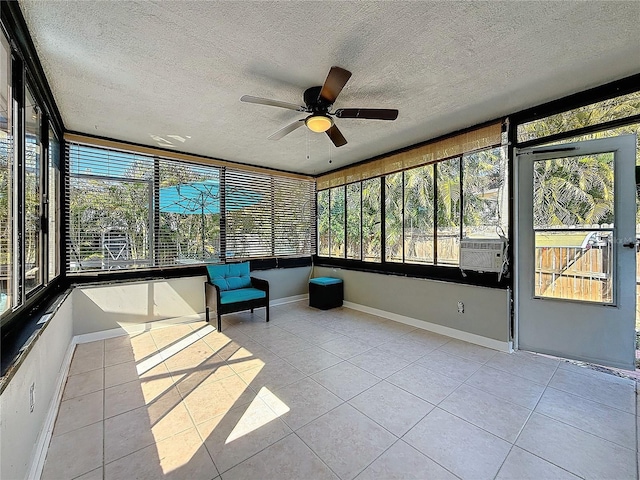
[622, 240, 640, 252]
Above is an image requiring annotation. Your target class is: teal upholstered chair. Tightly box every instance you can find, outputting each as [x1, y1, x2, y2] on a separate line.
[204, 262, 269, 332]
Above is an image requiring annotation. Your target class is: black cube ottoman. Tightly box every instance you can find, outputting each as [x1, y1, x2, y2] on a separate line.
[309, 277, 343, 310]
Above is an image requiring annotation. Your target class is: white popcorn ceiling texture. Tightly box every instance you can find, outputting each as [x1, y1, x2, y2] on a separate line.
[18, 1, 640, 175]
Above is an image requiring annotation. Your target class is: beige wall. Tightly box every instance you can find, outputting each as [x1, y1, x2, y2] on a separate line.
[314, 266, 510, 343]
[0, 296, 74, 480]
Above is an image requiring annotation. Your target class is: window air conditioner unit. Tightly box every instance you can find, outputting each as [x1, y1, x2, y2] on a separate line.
[459, 238, 505, 273]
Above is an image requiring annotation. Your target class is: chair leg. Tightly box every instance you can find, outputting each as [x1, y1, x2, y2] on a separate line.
[251, 308, 254, 313]
[217, 314, 222, 332]
[265, 305, 269, 322]
[205, 307, 210, 323]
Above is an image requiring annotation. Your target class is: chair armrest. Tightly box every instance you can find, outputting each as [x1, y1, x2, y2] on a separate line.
[205, 281, 221, 306]
[250, 276, 269, 293]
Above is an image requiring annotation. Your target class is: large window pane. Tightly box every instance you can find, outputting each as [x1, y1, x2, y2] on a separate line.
[462, 147, 507, 239]
[48, 126, 59, 281]
[317, 190, 329, 256]
[158, 162, 220, 264]
[404, 165, 434, 264]
[274, 177, 315, 257]
[68, 145, 153, 271]
[436, 158, 460, 265]
[25, 88, 41, 292]
[346, 183, 361, 260]
[385, 172, 403, 262]
[362, 178, 381, 262]
[0, 34, 12, 313]
[329, 186, 345, 257]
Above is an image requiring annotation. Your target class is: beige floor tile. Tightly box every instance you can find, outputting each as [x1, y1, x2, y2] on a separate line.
[105, 427, 217, 480]
[439, 384, 531, 443]
[516, 412, 636, 479]
[139, 363, 176, 403]
[436, 339, 498, 364]
[223, 433, 338, 480]
[486, 352, 558, 385]
[404, 329, 451, 350]
[237, 359, 305, 393]
[535, 387, 636, 448]
[349, 381, 434, 436]
[41, 422, 103, 480]
[377, 336, 434, 362]
[129, 332, 159, 361]
[312, 361, 380, 401]
[465, 366, 545, 409]
[280, 345, 342, 376]
[150, 323, 195, 349]
[347, 347, 411, 379]
[197, 398, 292, 473]
[548, 367, 636, 414]
[104, 379, 146, 418]
[297, 403, 396, 480]
[404, 408, 511, 480]
[319, 335, 373, 359]
[53, 390, 103, 437]
[417, 350, 483, 382]
[69, 342, 104, 376]
[105, 360, 140, 388]
[74, 467, 104, 480]
[62, 368, 104, 400]
[260, 377, 342, 431]
[105, 343, 136, 367]
[355, 440, 458, 480]
[173, 360, 237, 398]
[387, 363, 460, 405]
[161, 339, 216, 371]
[496, 447, 580, 480]
[182, 374, 256, 425]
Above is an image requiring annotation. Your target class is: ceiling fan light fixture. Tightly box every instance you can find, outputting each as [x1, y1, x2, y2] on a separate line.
[305, 115, 333, 133]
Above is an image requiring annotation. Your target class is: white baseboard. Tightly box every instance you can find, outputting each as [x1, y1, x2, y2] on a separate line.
[27, 341, 75, 480]
[271, 294, 308, 306]
[343, 301, 511, 353]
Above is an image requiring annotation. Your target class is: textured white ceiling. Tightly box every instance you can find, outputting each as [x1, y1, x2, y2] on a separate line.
[18, 1, 640, 175]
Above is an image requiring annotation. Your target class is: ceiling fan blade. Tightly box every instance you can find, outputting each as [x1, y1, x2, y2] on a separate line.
[319, 67, 352, 104]
[240, 95, 305, 112]
[334, 108, 399, 120]
[326, 124, 347, 147]
[268, 119, 305, 140]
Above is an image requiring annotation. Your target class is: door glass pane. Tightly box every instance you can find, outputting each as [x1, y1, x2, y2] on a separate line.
[404, 165, 434, 264]
[25, 88, 42, 292]
[0, 34, 12, 313]
[533, 153, 615, 303]
[346, 183, 361, 260]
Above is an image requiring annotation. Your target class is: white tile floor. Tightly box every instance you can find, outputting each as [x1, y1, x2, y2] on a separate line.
[41, 301, 638, 480]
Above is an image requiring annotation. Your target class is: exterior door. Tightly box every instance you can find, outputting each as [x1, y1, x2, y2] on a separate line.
[515, 135, 637, 369]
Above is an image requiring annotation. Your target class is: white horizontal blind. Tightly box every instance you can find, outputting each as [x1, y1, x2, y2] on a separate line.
[224, 168, 316, 259]
[156, 160, 221, 265]
[66, 143, 154, 271]
[66, 141, 316, 272]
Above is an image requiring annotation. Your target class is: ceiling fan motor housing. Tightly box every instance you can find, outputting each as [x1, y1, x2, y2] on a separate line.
[304, 86, 331, 112]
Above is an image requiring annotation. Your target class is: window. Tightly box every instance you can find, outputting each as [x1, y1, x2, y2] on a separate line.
[316, 147, 507, 270]
[47, 125, 60, 281]
[24, 88, 42, 292]
[0, 34, 12, 314]
[66, 142, 316, 272]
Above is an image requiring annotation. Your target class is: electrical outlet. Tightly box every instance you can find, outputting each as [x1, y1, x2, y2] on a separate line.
[457, 301, 464, 314]
[29, 382, 35, 412]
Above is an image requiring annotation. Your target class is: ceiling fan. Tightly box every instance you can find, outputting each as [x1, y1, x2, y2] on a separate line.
[240, 66, 399, 147]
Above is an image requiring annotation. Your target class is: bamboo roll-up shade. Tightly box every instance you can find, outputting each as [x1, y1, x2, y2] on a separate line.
[316, 122, 502, 190]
